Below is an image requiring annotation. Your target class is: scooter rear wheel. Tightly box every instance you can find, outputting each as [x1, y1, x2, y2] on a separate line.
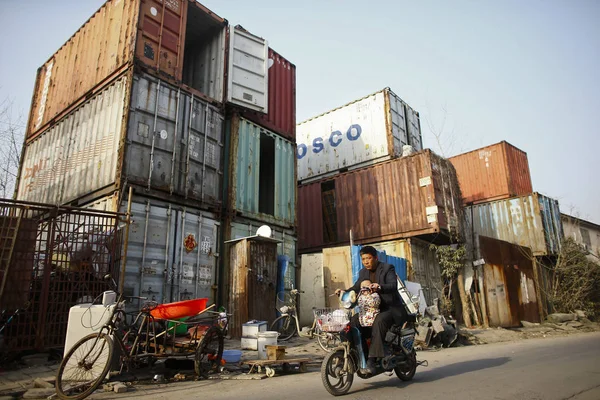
[321, 349, 354, 396]
[394, 350, 417, 381]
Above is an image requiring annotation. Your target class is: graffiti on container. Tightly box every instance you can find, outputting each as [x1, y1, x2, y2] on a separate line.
[296, 124, 362, 159]
[198, 265, 212, 286]
[201, 236, 211, 254]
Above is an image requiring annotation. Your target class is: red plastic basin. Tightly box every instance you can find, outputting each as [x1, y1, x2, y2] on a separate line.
[150, 298, 208, 320]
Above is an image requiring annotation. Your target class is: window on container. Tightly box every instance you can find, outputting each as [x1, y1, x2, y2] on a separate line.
[259, 133, 275, 215]
[321, 181, 338, 243]
[182, 4, 224, 101]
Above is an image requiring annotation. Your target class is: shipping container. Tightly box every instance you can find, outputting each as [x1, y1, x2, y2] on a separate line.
[84, 193, 220, 304]
[227, 114, 296, 228]
[239, 47, 296, 142]
[17, 72, 225, 209]
[449, 141, 533, 205]
[478, 236, 541, 328]
[297, 149, 462, 252]
[465, 192, 563, 256]
[27, 0, 270, 139]
[296, 88, 423, 182]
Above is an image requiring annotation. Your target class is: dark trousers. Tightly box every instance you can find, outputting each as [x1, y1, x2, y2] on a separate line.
[351, 309, 395, 359]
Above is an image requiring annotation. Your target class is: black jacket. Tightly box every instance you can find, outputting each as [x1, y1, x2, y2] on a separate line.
[346, 261, 403, 311]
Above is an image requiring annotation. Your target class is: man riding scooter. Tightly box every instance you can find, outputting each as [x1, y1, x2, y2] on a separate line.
[335, 245, 408, 375]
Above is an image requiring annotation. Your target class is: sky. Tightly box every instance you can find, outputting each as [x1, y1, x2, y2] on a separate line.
[0, 0, 598, 223]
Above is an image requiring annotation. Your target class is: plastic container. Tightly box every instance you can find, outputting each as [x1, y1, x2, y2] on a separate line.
[222, 349, 243, 364]
[257, 331, 278, 360]
[241, 337, 258, 350]
[150, 298, 208, 320]
[167, 317, 190, 335]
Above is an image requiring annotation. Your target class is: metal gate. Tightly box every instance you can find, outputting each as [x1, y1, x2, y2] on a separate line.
[0, 199, 124, 352]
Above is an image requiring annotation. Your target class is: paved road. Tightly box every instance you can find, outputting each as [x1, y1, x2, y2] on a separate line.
[92, 332, 600, 400]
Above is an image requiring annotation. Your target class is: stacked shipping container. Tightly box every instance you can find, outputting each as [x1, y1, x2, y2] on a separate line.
[15, 0, 297, 319]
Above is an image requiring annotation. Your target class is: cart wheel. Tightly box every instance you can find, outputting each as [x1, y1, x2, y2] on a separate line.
[194, 326, 224, 378]
[299, 362, 307, 373]
[266, 367, 275, 378]
[282, 363, 291, 373]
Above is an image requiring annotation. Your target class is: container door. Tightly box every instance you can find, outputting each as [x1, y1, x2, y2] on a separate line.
[124, 200, 175, 304]
[172, 209, 219, 304]
[227, 27, 269, 113]
[136, 0, 186, 80]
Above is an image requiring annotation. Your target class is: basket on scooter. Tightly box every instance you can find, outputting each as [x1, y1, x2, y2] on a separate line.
[313, 308, 352, 332]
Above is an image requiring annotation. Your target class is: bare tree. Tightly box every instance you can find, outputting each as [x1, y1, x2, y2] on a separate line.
[0, 93, 25, 198]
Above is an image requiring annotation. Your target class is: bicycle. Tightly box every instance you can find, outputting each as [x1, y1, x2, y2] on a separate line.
[269, 289, 347, 352]
[55, 276, 228, 400]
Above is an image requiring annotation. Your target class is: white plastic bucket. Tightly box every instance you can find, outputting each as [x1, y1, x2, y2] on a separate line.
[257, 331, 278, 360]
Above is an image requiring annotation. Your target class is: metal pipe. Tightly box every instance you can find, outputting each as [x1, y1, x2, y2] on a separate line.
[177, 208, 187, 300]
[169, 88, 181, 194]
[140, 200, 151, 296]
[184, 96, 193, 199]
[119, 187, 133, 293]
[195, 213, 203, 298]
[147, 80, 161, 191]
[163, 204, 172, 303]
[201, 104, 209, 202]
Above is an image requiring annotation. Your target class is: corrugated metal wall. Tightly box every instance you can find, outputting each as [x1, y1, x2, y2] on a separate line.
[241, 47, 296, 141]
[125, 73, 224, 206]
[297, 182, 323, 250]
[479, 236, 540, 328]
[28, 0, 139, 138]
[18, 74, 129, 204]
[449, 141, 533, 205]
[465, 193, 563, 256]
[231, 116, 296, 226]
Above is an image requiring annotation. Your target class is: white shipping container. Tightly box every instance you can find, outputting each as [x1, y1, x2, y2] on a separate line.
[17, 75, 128, 204]
[296, 88, 422, 182]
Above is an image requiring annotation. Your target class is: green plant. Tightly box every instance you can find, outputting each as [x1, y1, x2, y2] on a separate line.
[430, 244, 466, 315]
[548, 238, 600, 319]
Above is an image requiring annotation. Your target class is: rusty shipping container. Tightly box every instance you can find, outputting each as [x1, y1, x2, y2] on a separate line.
[296, 88, 423, 183]
[478, 236, 541, 328]
[465, 192, 563, 257]
[449, 141, 533, 205]
[238, 47, 297, 142]
[26, 0, 272, 140]
[297, 149, 462, 252]
[17, 72, 225, 209]
[226, 114, 297, 228]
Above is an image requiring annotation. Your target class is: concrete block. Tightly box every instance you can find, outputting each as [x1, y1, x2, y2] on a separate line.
[547, 313, 577, 323]
[113, 383, 128, 393]
[33, 378, 53, 389]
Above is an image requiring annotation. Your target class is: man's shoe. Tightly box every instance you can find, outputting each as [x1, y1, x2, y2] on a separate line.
[360, 357, 377, 375]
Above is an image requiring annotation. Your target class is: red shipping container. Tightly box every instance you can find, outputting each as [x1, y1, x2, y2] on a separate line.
[449, 141, 533, 205]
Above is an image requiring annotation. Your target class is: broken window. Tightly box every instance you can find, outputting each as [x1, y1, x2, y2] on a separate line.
[580, 228, 591, 249]
[322, 181, 338, 243]
[258, 133, 275, 215]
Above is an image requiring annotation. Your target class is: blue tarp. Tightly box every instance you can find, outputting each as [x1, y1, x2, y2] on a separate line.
[277, 255, 289, 295]
[351, 245, 407, 283]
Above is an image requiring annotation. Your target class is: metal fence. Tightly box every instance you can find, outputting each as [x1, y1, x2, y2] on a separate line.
[0, 199, 125, 352]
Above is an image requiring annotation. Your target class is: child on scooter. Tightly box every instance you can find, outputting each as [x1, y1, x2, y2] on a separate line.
[358, 280, 381, 327]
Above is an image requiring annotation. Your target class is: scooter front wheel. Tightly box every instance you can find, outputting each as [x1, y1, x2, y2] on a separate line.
[321, 349, 354, 396]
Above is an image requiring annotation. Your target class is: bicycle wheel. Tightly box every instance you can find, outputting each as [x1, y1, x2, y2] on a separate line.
[317, 331, 341, 352]
[270, 315, 297, 341]
[55, 333, 114, 400]
[195, 326, 224, 378]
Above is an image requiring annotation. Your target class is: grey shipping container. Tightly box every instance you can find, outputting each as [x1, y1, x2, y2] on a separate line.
[85, 193, 220, 304]
[16, 70, 225, 209]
